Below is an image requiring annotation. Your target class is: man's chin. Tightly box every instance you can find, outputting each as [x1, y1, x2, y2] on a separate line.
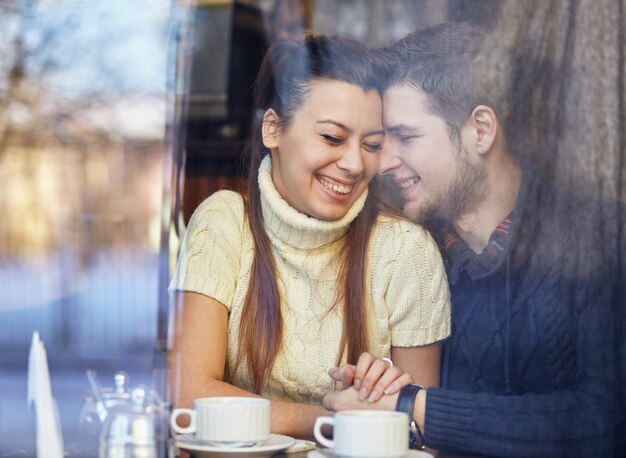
[403, 202, 435, 224]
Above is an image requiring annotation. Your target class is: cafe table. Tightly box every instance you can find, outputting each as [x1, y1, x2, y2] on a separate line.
[177, 450, 472, 458]
[175, 442, 474, 458]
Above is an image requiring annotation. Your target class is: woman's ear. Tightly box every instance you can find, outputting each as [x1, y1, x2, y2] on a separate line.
[262, 108, 281, 149]
[469, 105, 498, 155]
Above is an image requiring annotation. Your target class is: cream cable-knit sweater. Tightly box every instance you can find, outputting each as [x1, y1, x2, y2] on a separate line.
[170, 156, 450, 404]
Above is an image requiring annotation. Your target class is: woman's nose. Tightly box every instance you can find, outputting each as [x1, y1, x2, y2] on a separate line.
[336, 143, 365, 175]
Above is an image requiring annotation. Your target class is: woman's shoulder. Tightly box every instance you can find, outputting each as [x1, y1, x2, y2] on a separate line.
[373, 213, 432, 243]
[187, 190, 246, 231]
[193, 190, 245, 217]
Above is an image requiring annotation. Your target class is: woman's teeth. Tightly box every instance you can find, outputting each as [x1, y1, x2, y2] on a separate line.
[318, 177, 352, 195]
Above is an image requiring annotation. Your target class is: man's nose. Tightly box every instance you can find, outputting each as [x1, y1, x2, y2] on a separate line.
[378, 139, 401, 175]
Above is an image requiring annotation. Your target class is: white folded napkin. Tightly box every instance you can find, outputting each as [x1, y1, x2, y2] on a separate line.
[27, 331, 64, 458]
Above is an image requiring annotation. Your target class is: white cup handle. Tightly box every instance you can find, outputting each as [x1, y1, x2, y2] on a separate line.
[170, 408, 196, 435]
[313, 416, 335, 449]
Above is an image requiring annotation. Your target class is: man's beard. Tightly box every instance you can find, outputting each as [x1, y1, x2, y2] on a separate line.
[409, 147, 487, 224]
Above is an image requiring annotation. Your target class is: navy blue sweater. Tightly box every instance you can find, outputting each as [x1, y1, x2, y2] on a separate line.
[425, 169, 625, 457]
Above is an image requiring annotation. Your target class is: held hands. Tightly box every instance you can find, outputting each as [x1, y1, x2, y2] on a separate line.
[326, 352, 413, 405]
[323, 385, 398, 413]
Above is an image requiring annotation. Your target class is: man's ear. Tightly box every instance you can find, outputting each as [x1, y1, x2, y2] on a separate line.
[469, 105, 498, 155]
[262, 108, 281, 149]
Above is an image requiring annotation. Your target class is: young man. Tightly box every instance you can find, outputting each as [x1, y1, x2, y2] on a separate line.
[324, 22, 625, 457]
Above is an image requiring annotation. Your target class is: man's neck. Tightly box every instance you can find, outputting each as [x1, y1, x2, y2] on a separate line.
[453, 157, 522, 253]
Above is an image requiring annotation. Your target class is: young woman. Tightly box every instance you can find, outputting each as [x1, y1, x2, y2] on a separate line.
[168, 34, 450, 438]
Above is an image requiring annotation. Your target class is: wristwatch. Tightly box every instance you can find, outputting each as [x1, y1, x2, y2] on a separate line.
[394, 384, 425, 450]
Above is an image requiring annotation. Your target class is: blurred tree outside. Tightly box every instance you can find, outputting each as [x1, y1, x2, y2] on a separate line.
[0, 0, 170, 355]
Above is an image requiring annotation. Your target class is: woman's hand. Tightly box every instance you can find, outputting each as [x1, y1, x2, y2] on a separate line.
[328, 352, 414, 403]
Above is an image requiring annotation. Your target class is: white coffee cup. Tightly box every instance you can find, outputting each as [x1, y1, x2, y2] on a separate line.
[314, 410, 408, 458]
[170, 397, 270, 447]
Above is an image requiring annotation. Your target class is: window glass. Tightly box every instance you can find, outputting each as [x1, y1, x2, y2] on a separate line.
[1, 0, 623, 455]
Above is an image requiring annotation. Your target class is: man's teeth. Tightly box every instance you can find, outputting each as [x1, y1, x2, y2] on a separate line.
[399, 177, 419, 189]
[318, 177, 352, 195]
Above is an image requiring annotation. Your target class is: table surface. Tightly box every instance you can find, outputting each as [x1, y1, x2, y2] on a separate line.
[179, 443, 471, 458]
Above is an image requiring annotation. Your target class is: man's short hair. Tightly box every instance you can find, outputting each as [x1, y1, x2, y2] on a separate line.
[381, 22, 531, 160]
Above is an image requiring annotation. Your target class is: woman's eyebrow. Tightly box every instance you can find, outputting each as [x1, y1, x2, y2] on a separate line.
[364, 129, 385, 138]
[316, 119, 350, 132]
[317, 120, 384, 138]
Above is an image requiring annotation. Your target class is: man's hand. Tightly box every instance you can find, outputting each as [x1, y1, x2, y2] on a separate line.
[328, 352, 414, 403]
[323, 385, 399, 412]
[328, 363, 356, 389]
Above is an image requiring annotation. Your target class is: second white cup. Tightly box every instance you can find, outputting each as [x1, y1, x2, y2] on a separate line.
[170, 396, 270, 447]
[314, 410, 408, 457]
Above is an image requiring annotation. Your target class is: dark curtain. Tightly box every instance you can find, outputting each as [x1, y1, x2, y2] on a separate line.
[451, 0, 626, 202]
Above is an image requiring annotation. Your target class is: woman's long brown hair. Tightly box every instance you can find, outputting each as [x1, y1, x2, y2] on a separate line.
[236, 34, 385, 394]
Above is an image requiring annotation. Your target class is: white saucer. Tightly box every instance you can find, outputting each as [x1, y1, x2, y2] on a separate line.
[286, 439, 316, 453]
[175, 433, 296, 457]
[308, 450, 433, 458]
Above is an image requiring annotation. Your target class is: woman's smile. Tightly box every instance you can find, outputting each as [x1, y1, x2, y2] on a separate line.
[316, 175, 354, 197]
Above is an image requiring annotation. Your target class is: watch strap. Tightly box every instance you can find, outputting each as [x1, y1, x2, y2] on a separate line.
[394, 384, 425, 450]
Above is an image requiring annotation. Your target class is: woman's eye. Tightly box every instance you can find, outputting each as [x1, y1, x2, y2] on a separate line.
[400, 135, 417, 143]
[363, 142, 382, 152]
[321, 134, 343, 144]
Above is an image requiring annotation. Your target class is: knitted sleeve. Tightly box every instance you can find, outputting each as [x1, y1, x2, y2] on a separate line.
[424, 283, 621, 458]
[372, 217, 451, 347]
[168, 190, 244, 310]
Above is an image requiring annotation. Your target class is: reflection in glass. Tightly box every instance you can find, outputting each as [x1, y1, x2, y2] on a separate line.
[0, 0, 624, 455]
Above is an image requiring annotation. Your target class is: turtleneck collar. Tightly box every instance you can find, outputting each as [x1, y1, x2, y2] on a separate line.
[258, 155, 368, 250]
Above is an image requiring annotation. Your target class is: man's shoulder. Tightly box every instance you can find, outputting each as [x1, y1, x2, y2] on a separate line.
[515, 174, 625, 271]
[518, 171, 624, 230]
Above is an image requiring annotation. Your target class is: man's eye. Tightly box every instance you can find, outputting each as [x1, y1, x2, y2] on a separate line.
[322, 134, 343, 144]
[399, 135, 417, 143]
[363, 143, 382, 152]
